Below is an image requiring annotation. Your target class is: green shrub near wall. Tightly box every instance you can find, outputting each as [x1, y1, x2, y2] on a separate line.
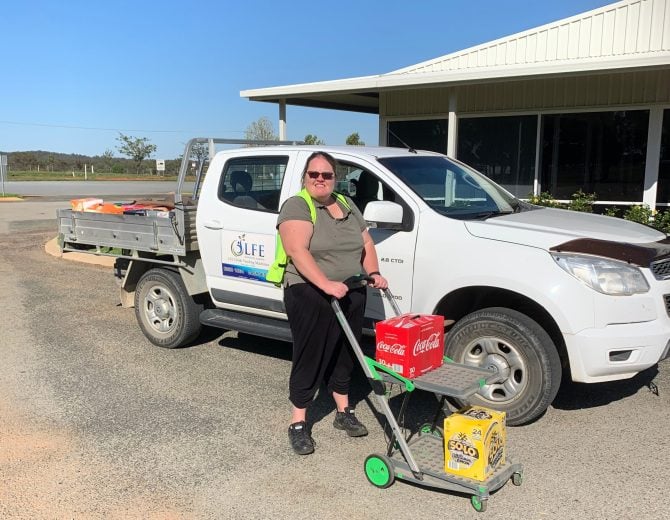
[527, 191, 669, 235]
[567, 190, 597, 213]
[651, 210, 670, 235]
[527, 192, 562, 208]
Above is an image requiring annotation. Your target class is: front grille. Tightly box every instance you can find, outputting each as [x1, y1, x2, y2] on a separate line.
[650, 258, 670, 280]
[664, 294, 670, 317]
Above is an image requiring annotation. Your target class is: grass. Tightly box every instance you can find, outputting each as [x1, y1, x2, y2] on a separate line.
[0, 193, 20, 198]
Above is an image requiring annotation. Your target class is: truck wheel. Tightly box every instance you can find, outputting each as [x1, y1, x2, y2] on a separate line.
[445, 307, 561, 425]
[134, 268, 202, 349]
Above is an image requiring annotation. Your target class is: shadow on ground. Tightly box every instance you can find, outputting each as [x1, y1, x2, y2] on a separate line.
[216, 331, 293, 362]
[552, 365, 660, 411]
[212, 330, 665, 430]
[216, 332, 443, 433]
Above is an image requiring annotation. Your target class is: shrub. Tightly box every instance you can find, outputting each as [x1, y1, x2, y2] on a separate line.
[527, 191, 561, 208]
[623, 205, 653, 226]
[568, 189, 597, 213]
[652, 210, 670, 234]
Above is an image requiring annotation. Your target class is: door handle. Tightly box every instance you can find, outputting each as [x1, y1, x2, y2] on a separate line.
[203, 219, 222, 230]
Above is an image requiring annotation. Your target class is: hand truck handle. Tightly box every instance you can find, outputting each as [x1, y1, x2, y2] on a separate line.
[341, 274, 373, 290]
[340, 275, 403, 317]
[381, 287, 402, 317]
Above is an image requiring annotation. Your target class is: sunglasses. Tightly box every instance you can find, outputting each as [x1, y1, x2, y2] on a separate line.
[306, 170, 335, 180]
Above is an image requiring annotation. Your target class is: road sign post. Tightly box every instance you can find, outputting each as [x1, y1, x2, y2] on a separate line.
[0, 155, 7, 196]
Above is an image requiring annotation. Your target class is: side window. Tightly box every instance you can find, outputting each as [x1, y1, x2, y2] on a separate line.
[336, 163, 395, 213]
[218, 156, 288, 211]
[336, 162, 413, 230]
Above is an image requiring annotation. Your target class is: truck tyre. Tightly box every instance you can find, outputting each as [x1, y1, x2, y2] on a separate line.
[134, 268, 202, 349]
[445, 307, 561, 426]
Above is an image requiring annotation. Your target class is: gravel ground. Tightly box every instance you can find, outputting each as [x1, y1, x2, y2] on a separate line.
[0, 209, 669, 519]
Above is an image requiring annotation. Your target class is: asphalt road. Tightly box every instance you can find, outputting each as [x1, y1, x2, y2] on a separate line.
[3, 180, 193, 198]
[1, 200, 669, 519]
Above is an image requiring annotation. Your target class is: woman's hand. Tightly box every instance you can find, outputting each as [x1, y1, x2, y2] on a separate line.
[322, 280, 349, 299]
[370, 273, 388, 290]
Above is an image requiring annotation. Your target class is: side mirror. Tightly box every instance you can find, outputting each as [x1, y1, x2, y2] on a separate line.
[363, 201, 404, 230]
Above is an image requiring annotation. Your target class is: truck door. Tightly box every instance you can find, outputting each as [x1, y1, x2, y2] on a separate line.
[201, 152, 296, 317]
[331, 156, 420, 321]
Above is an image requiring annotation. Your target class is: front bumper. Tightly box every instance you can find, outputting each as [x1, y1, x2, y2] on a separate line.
[565, 320, 670, 383]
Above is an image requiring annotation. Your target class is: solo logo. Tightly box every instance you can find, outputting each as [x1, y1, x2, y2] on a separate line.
[231, 234, 265, 258]
[448, 438, 480, 460]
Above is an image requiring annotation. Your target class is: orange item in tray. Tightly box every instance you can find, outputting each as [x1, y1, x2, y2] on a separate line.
[70, 198, 126, 214]
[70, 198, 103, 211]
[89, 203, 125, 214]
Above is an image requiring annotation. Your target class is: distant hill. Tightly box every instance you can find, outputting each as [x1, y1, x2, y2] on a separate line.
[0, 150, 181, 175]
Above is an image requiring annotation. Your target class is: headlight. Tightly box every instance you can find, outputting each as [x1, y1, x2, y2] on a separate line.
[552, 253, 649, 296]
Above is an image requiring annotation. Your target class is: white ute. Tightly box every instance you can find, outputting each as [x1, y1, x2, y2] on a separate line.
[58, 138, 670, 425]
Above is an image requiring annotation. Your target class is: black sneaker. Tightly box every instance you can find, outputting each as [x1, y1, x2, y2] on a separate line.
[288, 421, 315, 455]
[333, 407, 368, 437]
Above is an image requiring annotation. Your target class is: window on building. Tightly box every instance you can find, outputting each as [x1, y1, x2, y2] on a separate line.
[540, 110, 649, 201]
[387, 119, 448, 154]
[458, 115, 537, 198]
[218, 156, 288, 211]
[655, 109, 670, 206]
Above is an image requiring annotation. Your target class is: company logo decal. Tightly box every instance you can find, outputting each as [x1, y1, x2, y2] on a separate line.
[230, 233, 265, 258]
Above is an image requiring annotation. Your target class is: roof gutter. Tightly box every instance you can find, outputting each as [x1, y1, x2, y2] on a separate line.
[241, 54, 670, 101]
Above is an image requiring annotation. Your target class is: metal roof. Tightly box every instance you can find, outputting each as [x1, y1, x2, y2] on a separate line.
[241, 0, 670, 113]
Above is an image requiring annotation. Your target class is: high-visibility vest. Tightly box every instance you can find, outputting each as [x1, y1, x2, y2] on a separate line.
[266, 188, 351, 286]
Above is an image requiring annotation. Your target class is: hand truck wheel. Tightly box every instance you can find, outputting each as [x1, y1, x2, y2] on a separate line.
[364, 454, 395, 489]
[471, 495, 488, 512]
[418, 422, 444, 439]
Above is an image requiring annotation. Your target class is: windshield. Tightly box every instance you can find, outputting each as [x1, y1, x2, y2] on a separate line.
[378, 155, 518, 220]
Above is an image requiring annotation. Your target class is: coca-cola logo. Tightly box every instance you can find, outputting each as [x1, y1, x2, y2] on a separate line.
[413, 333, 441, 356]
[377, 341, 405, 356]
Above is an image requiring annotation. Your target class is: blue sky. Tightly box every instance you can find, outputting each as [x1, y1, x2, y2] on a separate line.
[0, 0, 612, 159]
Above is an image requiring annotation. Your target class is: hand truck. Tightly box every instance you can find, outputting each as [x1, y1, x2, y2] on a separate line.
[332, 276, 523, 512]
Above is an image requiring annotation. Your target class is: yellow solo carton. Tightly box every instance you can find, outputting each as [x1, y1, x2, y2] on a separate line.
[444, 406, 506, 481]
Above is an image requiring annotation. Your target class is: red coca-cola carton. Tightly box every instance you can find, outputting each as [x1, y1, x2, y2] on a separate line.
[375, 314, 445, 378]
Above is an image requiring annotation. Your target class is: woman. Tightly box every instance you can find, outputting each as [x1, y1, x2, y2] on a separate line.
[277, 151, 388, 455]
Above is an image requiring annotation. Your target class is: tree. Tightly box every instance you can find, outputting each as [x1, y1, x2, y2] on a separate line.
[190, 142, 209, 163]
[101, 149, 114, 173]
[245, 117, 278, 142]
[346, 132, 365, 146]
[304, 134, 325, 145]
[24, 152, 37, 171]
[116, 133, 157, 174]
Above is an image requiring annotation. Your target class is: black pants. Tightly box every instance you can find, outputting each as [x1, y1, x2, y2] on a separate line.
[284, 283, 366, 409]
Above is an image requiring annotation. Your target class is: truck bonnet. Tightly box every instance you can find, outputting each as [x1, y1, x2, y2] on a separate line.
[463, 206, 666, 252]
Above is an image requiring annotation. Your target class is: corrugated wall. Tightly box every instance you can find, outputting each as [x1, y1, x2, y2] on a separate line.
[382, 69, 670, 116]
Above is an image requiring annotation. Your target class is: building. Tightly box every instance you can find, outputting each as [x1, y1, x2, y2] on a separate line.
[241, 0, 670, 210]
